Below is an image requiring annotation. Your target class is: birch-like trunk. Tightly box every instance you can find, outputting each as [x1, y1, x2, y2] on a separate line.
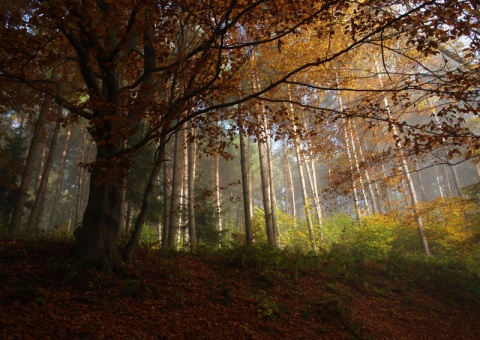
[376, 61, 430, 256]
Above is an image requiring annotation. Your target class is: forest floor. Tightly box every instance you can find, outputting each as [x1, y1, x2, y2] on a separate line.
[0, 241, 479, 339]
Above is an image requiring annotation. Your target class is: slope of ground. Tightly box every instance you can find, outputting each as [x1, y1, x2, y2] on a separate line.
[0, 241, 479, 339]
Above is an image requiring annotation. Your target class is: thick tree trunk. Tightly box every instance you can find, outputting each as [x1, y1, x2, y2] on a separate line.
[75, 141, 125, 271]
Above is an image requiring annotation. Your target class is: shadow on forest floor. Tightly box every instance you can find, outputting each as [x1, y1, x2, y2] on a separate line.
[1, 240, 479, 339]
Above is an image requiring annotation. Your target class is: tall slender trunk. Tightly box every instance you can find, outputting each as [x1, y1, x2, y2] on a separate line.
[49, 125, 72, 231]
[75, 125, 87, 228]
[435, 165, 445, 198]
[161, 142, 173, 248]
[9, 92, 53, 238]
[167, 130, 183, 248]
[27, 105, 62, 232]
[347, 121, 371, 215]
[258, 137, 275, 245]
[214, 148, 222, 232]
[450, 165, 462, 197]
[442, 164, 453, 197]
[187, 124, 197, 249]
[123, 135, 167, 262]
[352, 123, 379, 214]
[34, 140, 48, 193]
[305, 158, 324, 242]
[283, 141, 296, 227]
[414, 162, 426, 202]
[264, 117, 278, 245]
[251, 52, 275, 246]
[376, 60, 430, 256]
[239, 123, 253, 246]
[287, 89, 317, 254]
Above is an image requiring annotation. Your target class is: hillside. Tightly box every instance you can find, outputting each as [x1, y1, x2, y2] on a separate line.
[1, 241, 479, 339]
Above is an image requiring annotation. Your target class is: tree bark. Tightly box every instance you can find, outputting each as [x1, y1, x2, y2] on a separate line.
[75, 141, 125, 271]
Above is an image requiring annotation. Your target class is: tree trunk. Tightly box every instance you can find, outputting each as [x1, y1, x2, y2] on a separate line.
[74, 125, 88, 228]
[167, 130, 183, 248]
[376, 60, 430, 256]
[34, 139, 48, 193]
[49, 125, 71, 231]
[449, 165, 462, 197]
[258, 137, 275, 245]
[287, 91, 317, 254]
[123, 135, 167, 262]
[305, 158, 324, 242]
[27, 107, 62, 232]
[9, 93, 52, 238]
[283, 141, 296, 227]
[353, 123, 380, 214]
[214, 147, 222, 232]
[239, 124, 253, 246]
[161, 143, 172, 248]
[187, 124, 197, 249]
[264, 117, 278, 246]
[75, 141, 125, 271]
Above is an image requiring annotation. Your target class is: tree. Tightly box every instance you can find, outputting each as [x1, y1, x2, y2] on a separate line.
[2, 0, 479, 268]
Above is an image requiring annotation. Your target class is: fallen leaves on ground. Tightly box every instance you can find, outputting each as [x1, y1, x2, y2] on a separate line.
[0, 241, 479, 339]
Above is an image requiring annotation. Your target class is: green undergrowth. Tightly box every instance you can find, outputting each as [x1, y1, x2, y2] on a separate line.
[186, 243, 480, 308]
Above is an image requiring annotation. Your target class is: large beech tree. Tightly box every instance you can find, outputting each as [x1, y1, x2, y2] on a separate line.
[1, 0, 479, 269]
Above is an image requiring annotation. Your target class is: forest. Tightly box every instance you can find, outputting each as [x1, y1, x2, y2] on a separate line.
[1, 0, 480, 338]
